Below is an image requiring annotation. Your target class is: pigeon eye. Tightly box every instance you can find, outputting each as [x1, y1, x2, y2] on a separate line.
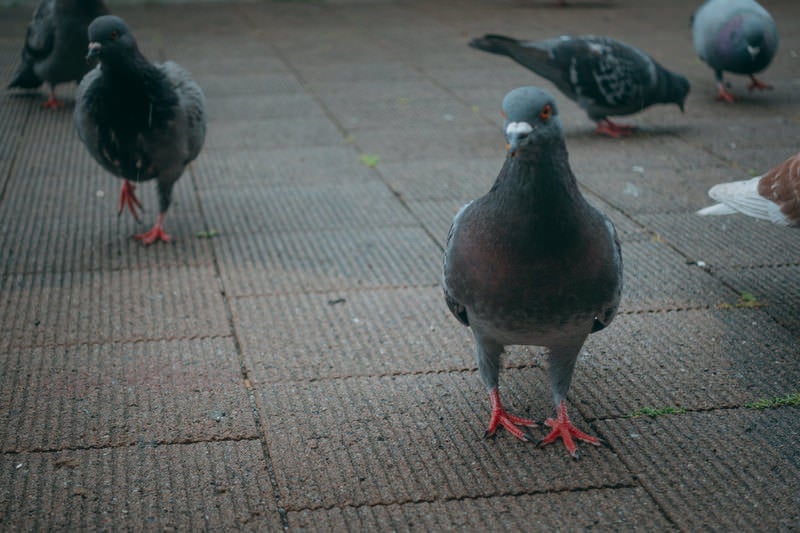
[110, 30, 119, 40]
[539, 104, 553, 121]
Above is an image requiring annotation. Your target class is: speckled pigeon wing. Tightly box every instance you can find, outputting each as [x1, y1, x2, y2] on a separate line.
[555, 37, 655, 112]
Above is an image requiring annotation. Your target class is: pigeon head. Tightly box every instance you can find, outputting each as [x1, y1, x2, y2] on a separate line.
[86, 15, 137, 65]
[501, 87, 562, 157]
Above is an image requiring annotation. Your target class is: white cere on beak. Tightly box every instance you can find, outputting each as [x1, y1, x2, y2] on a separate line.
[505, 121, 533, 136]
[747, 45, 760, 59]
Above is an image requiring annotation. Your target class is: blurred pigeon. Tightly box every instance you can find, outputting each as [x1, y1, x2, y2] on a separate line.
[442, 87, 623, 458]
[8, 0, 110, 109]
[469, 34, 689, 137]
[692, 0, 778, 103]
[75, 15, 206, 244]
[697, 152, 800, 226]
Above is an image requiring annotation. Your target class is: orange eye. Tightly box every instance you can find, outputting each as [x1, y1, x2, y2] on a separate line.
[110, 30, 119, 40]
[539, 104, 553, 121]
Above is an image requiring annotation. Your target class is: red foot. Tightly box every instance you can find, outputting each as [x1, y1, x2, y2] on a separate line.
[42, 93, 64, 109]
[485, 388, 536, 441]
[748, 75, 772, 93]
[594, 119, 635, 138]
[716, 83, 736, 103]
[134, 213, 171, 245]
[119, 181, 143, 220]
[537, 400, 601, 459]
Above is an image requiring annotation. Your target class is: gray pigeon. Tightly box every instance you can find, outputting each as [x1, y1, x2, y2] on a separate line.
[75, 15, 206, 244]
[469, 34, 689, 137]
[8, 0, 110, 108]
[692, 0, 778, 103]
[697, 152, 800, 226]
[442, 87, 623, 458]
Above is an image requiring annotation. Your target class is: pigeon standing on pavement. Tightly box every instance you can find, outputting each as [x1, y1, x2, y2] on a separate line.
[697, 152, 800, 226]
[75, 15, 206, 244]
[692, 0, 778, 103]
[442, 87, 623, 458]
[8, 0, 110, 109]
[469, 34, 689, 137]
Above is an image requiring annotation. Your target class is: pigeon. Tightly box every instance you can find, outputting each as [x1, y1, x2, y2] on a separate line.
[697, 152, 800, 226]
[692, 0, 778, 103]
[8, 0, 110, 109]
[442, 87, 623, 458]
[469, 34, 689, 137]
[75, 15, 206, 244]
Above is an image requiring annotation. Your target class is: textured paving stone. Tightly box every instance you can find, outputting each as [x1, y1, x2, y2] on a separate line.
[636, 213, 800, 269]
[0, 266, 229, 350]
[256, 371, 633, 511]
[199, 181, 417, 235]
[232, 286, 473, 383]
[287, 486, 673, 530]
[578, 308, 800, 420]
[714, 265, 800, 336]
[192, 145, 375, 190]
[214, 226, 442, 297]
[0, 337, 255, 452]
[0, 440, 280, 530]
[597, 408, 800, 531]
[618, 240, 737, 313]
[0, 172, 214, 275]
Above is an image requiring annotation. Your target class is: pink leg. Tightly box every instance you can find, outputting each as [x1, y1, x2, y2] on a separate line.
[134, 212, 171, 245]
[537, 400, 601, 459]
[716, 82, 736, 103]
[42, 90, 64, 109]
[484, 388, 537, 441]
[118, 181, 143, 220]
[594, 119, 636, 138]
[747, 75, 772, 92]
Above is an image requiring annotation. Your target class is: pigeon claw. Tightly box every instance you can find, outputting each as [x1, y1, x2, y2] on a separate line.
[536, 400, 600, 459]
[594, 119, 635, 138]
[485, 388, 537, 442]
[118, 181, 143, 221]
[134, 215, 171, 245]
[747, 75, 772, 93]
[42, 94, 64, 110]
[715, 83, 736, 103]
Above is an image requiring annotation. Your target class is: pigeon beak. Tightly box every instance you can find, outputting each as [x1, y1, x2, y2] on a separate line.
[86, 42, 102, 64]
[506, 134, 524, 157]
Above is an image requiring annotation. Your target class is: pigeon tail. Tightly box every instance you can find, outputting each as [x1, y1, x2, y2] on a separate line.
[8, 62, 42, 89]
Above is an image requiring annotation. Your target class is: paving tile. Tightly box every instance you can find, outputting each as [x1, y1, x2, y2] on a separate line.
[255, 370, 633, 511]
[714, 265, 800, 337]
[192, 145, 374, 190]
[378, 157, 498, 203]
[0, 170, 214, 275]
[0, 440, 281, 530]
[597, 408, 800, 531]
[636, 212, 800, 269]
[204, 92, 326, 123]
[353, 123, 500, 163]
[618, 240, 737, 313]
[198, 181, 417, 235]
[578, 308, 800, 420]
[0, 337, 255, 452]
[231, 286, 474, 383]
[287, 486, 672, 530]
[0, 266, 229, 350]
[204, 117, 345, 151]
[324, 95, 490, 132]
[214, 226, 442, 297]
